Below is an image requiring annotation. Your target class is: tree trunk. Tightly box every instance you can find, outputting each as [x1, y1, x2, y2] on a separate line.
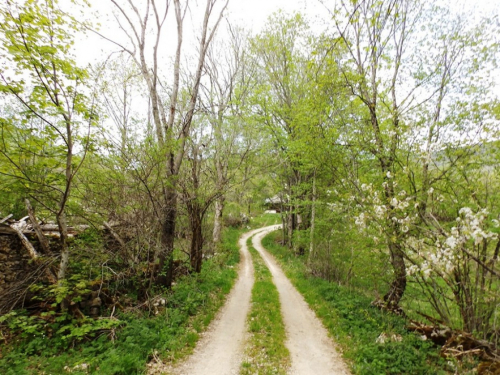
[280, 210, 287, 245]
[383, 242, 407, 308]
[287, 208, 296, 249]
[212, 197, 224, 245]
[190, 208, 204, 273]
[56, 211, 70, 282]
[158, 188, 177, 288]
[308, 169, 316, 264]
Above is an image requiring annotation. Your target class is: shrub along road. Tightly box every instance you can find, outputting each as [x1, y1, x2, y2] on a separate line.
[170, 225, 350, 375]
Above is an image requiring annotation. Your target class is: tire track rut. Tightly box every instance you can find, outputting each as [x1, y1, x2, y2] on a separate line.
[252, 226, 350, 375]
[172, 224, 350, 374]
[172, 226, 274, 375]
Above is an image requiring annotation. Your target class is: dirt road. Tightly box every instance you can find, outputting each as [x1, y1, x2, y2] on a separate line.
[173, 225, 350, 375]
[173, 226, 274, 375]
[252, 227, 350, 375]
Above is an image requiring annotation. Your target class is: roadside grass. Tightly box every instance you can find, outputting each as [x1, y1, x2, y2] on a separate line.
[0, 226, 243, 375]
[248, 213, 281, 229]
[261, 231, 450, 375]
[241, 242, 290, 375]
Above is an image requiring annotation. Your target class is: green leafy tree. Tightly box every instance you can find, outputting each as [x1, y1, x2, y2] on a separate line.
[249, 11, 346, 255]
[323, 0, 500, 315]
[250, 12, 317, 249]
[0, 0, 97, 286]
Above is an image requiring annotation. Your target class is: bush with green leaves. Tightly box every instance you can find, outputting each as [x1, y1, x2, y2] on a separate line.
[0, 226, 242, 374]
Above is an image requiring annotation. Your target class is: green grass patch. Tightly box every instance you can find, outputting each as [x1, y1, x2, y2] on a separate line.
[0, 226, 243, 375]
[261, 231, 450, 375]
[241, 242, 290, 375]
[248, 213, 281, 229]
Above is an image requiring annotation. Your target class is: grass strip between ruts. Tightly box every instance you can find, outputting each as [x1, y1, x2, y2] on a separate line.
[241, 241, 290, 375]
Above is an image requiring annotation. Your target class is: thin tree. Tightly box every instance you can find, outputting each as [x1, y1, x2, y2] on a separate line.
[103, 0, 229, 286]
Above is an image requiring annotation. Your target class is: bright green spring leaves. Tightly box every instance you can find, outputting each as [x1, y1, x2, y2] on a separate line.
[0, 227, 242, 374]
[0, 0, 96, 217]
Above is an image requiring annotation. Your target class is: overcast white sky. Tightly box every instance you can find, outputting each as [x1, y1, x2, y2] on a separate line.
[227, 0, 322, 30]
[75, 0, 326, 65]
[68, 0, 499, 141]
[76, 0, 500, 66]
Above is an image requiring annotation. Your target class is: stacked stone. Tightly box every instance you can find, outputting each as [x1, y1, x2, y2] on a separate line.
[0, 235, 32, 296]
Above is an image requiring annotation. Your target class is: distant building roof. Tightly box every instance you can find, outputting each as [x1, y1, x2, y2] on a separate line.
[264, 194, 286, 205]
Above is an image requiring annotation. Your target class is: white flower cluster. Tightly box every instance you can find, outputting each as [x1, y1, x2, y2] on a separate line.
[456, 207, 496, 246]
[354, 182, 414, 231]
[355, 212, 366, 229]
[407, 207, 498, 279]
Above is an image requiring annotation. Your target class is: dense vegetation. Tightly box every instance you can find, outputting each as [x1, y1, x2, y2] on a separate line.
[0, 227, 241, 374]
[1, 0, 500, 373]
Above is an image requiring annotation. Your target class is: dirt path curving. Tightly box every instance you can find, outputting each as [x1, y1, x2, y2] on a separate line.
[252, 226, 351, 375]
[172, 226, 277, 375]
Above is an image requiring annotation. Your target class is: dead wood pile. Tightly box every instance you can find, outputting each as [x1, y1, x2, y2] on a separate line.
[408, 318, 500, 374]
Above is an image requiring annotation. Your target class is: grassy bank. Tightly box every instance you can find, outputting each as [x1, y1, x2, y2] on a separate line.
[262, 231, 450, 375]
[241, 243, 290, 375]
[0, 226, 243, 375]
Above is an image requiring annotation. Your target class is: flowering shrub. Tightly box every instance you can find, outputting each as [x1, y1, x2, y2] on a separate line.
[407, 208, 498, 279]
[353, 177, 416, 244]
[404, 207, 499, 333]
[351, 171, 500, 335]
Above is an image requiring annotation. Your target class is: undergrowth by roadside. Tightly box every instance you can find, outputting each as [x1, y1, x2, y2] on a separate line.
[262, 231, 452, 375]
[0, 227, 243, 375]
[241, 243, 290, 375]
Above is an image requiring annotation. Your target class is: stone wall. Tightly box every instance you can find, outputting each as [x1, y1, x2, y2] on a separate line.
[0, 235, 34, 296]
[0, 234, 62, 313]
